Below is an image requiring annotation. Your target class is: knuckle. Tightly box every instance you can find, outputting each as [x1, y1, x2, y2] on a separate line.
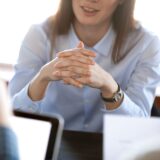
[69, 71, 73, 76]
[68, 66, 72, 70]
[64, 78, 70, 82]
[88, 65, 92, 71]
[58, 71, 62, 76]
[70, 55, 74, 59]
[57, 51, 64, 57]
[86, 70, 91, 75]
[72, 61, 77, 66]
[70, 66, 75, 71]
[87, 77, 92, 83]
[85, 64, 90, 69]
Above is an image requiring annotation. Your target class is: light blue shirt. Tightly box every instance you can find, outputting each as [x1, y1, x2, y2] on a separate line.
[9, 23, 160, 132]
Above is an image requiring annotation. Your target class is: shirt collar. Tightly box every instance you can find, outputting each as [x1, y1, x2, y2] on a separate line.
[69, 24, 116, 56]
[69, 25, 80, 49]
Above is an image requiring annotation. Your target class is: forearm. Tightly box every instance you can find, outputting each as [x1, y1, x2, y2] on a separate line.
[28, 72, 50, 101]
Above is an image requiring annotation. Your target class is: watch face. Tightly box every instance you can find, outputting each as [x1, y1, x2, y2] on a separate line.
[114, 90, 123, 102]
[101, 85, 124, 103]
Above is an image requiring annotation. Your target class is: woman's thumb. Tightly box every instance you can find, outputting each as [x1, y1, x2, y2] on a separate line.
[77, 41, 84, 48]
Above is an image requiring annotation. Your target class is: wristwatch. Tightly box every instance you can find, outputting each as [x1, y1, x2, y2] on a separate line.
[101, 84, 124, 103]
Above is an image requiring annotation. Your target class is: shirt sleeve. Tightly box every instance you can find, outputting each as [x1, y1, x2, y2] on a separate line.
[104, 36, 160, 116]
[0, 126, 19, 160]
[8, 24, 50, 112]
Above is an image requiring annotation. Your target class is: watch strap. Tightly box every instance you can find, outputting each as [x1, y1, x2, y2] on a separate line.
[100, 84, 123, 103]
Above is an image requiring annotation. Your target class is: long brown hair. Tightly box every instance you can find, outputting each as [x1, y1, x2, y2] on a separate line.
[45, 0, 136, 63]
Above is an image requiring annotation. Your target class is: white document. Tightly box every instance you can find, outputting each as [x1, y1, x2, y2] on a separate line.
[11, 116, 51, 160]
[103, 115, 160, 160]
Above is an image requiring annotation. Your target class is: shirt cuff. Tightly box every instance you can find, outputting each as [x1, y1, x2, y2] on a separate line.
[12, 83, 42, 113]
[102, 93, 147, 116]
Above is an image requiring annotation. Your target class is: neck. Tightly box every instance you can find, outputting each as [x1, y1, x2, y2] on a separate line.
[73, 21, 111, 47]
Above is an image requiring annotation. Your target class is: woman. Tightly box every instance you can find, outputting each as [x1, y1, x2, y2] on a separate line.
[9, 0, 160, 132]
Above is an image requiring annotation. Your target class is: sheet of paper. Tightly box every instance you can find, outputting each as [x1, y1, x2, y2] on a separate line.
[11, 116, 51, 160]
[103, 115, 160, 160]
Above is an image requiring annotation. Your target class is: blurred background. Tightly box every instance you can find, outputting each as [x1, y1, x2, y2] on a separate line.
[0, 0, 160, 65]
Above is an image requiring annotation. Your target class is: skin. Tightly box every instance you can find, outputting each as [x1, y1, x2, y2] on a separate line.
[28, 0, 124, 109]
[72, 0, 121, 46]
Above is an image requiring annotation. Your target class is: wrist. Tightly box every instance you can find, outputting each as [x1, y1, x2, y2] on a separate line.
[32, 71, 49, 89]
[39, 68, 50, 83]
[28, 71, 50, 101]
[100, 79, 118, 99]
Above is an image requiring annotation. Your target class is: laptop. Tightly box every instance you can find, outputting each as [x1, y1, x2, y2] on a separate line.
[103, 115, 160, 160]
[12, 110, 64, 160]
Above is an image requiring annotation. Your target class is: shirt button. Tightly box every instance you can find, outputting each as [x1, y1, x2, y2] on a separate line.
[29, 106, 34, 111]
[85, 100, 89, 104]
[84, 124, 89, 129]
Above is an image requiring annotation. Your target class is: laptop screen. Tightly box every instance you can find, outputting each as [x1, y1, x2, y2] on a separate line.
[11, 116, 52, 160]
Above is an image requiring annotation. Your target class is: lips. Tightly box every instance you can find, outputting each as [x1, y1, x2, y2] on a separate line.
[82, 6, 99, 12]
[81, 6, 99, 15]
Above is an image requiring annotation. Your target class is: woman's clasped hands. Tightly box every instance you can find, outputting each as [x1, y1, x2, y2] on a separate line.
[40, 41, 116, 92]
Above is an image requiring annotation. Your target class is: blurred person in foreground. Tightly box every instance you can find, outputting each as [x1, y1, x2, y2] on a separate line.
[0, 78, 19, 160]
